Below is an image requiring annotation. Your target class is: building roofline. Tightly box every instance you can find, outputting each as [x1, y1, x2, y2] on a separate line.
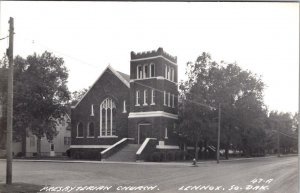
[73, 65, 130, 109]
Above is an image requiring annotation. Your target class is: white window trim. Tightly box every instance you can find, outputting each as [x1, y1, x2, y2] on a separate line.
[172, 94, 175, 108]
[123, 100, 127, 113]
[163, 91, 166, 106]
[87, 122, 95, 138]
[165, 128, 168, 139]
[172, 68, 175, 82]
[76, 122, 84, 138]
[137, 64, 143, 79]
[143, 64, 149, 79]
[165, 65, 168, 78]
[136, 90, 140, 106]
[90, 104, 94, 116]
[98, 135, 118, 139]
[151, 89, 155, 105]
[100, 108, 103, 136]
[129, 77, 177, 85]
[150, 63, 155, 77]
[168, 92, 171, 107]
[128, 111, 178, 120]
[143, 90, 148, 106]
[99, 98, 116, 137]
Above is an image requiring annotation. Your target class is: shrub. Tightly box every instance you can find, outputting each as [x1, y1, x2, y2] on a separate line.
[175, 151, 183, 161]
[151, 152, 162, 162]
[145, 154, 152, 162]
[15, 152, 24, 158]
[66, 149, 71, 157]
[167, 151, 175, 161]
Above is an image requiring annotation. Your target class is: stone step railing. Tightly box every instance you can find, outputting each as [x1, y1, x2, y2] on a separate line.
[101, 138, 134, 160]
[136, 138, 157, 161]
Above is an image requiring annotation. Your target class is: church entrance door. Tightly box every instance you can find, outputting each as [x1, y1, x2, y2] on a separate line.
[138, 123, 152, 144]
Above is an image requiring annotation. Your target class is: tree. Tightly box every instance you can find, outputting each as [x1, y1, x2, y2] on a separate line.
[178, 52, 267, 159]
[70, 88, 88, 106]
[13, 51, 70, 157]
[178, 53, 218, 160]
[267, 111, 298, 154]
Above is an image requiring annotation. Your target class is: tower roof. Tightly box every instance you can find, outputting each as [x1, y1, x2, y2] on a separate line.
[130, 47, 177, 64]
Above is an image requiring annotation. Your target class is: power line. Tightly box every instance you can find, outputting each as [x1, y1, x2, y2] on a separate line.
[278, 130, 298, 140]
[133, 79, 215, 110]
[19, 36, 100, 70]
[0, 35, 9, 41]
[15, 37, 217, 111]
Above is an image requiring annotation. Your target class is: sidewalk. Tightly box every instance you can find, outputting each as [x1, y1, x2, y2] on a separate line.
[0, 154, 297, 166]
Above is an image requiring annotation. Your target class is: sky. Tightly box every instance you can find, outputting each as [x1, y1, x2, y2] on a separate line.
[0, 2, 298, 113]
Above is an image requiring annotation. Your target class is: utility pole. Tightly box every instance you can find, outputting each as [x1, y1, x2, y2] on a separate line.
[6, 17, 14, 185]
[277, 128, 280, 157]
[216, 103, 221, 164]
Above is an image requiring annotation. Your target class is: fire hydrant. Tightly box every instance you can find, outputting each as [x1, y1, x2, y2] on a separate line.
[192, 158, 197, 167]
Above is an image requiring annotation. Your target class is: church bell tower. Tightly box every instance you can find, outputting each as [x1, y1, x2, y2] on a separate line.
[128, 48, 178, 145]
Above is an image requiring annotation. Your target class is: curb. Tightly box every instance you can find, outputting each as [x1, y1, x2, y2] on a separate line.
[0, 154, 297, 166]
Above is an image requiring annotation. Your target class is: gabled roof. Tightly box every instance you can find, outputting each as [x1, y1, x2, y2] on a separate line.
[117, 71, 130, 83]
[72, 65, 130, 108]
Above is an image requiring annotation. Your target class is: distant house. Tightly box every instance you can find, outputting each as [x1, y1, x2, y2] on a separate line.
[10, 114, 71, 157]
[24, 114, 71, 157]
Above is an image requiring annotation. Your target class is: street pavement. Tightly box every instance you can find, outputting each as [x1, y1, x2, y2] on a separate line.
[0, 156, 298, 193]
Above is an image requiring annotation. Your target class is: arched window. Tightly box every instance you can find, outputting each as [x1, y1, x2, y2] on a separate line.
[168, 92, 171, 107]
[150, 63, 155, 77]
[100, 98, 117, 136]
[137, 65, 143, 79]
[172, 94, 175, 108]
[171, 68, 175, 81]
[123, 100, 127, 113]
[151, 89, 155, 105]
[90, 104, 94, 116]
[165, 65, 168, 78]
[165, 127, 168, 139]
[77, 122, 84, 138]
[88, 122, 95, 137]
[136, 90, 140, 106]
[143, 90, 148, 105]
[163, 91, 167, 106]
[144, 64, 149, 78]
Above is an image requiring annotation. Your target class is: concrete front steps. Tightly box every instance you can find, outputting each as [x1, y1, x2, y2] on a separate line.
[105, 144, 141, 162]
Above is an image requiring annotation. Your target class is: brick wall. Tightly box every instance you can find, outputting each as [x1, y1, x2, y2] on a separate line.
[71, 68, 130, 146]
[128, 116, 177, 145]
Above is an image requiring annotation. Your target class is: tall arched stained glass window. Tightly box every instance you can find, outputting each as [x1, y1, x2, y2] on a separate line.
[100, 98, 117, 136]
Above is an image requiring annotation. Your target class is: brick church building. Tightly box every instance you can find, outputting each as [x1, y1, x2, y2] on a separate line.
[70, 48, 180, 160]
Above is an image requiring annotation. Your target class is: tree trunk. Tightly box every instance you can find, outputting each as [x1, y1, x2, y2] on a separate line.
[21, 134, 26, 157]
[194, 139, 199, 161]
[204, 140, 207, 160]
[37, 136, 41, 158]
[183, 143, 187, 161]
[225, 140, 230, 160]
